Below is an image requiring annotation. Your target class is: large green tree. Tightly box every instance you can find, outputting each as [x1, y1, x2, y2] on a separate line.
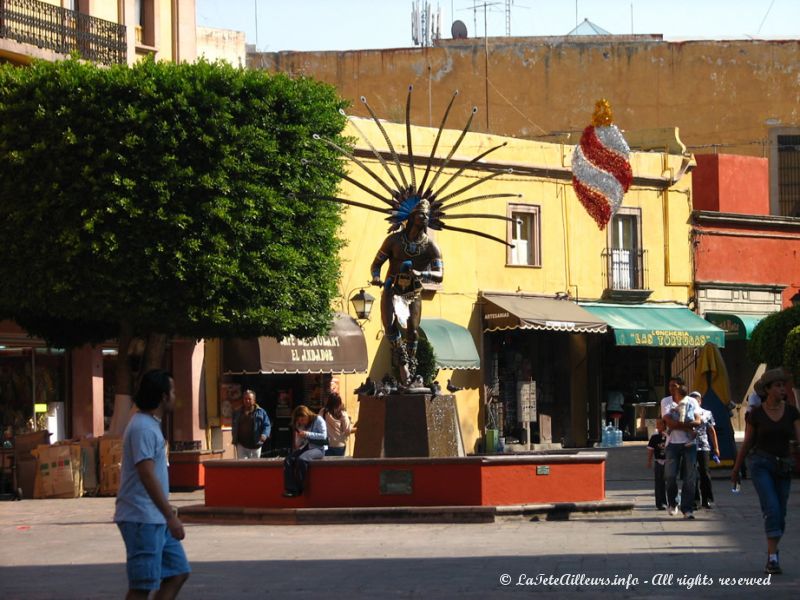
[0, 58, 349, 398]
[749, 305, 800, 371]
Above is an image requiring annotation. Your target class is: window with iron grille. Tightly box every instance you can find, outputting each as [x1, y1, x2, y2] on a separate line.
[606, 208, 645, 290]
[777, 134, 800, 217]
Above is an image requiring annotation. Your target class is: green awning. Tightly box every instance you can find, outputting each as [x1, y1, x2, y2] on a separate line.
[580, 303, 726, 348]
[705, 312, 766, 341]
[419, 318, 481, 370]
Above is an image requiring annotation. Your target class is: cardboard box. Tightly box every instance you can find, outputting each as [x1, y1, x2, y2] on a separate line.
[33, 443, 82, 499]
[99, 437, 123, 496]
[14, 430, 51, 458]
[80, 439, 100, 495]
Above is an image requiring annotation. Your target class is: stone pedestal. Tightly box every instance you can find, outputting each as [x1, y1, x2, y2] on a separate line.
[353, 393, 463, 458]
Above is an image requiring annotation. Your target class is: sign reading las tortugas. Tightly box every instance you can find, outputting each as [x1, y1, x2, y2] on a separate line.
[627, 331, 712, 348]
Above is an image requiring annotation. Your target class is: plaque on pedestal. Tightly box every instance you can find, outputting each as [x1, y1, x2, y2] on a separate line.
[353, 393, 463, 458]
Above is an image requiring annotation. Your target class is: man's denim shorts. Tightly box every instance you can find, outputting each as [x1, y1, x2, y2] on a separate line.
[117, 522, 190, 591]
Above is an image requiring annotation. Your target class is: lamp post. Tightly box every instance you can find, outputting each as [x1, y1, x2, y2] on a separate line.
[350, 289, 375, 321]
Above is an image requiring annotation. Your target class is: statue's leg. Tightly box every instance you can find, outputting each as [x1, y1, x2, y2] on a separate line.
[381, 289, 399, 341]
[406, 297, 423, 379]
[383, 289, 410, 385]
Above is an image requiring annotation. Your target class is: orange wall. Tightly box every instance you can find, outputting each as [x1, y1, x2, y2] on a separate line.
[693, 154, 770, 215]
[694, 229, 800, 306]
[251, 39, 800, 157]
[203, 457, 605, 508]
[480, 462, 605, 505]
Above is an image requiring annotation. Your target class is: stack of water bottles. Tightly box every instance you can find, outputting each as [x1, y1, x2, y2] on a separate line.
[600, 422, 623, 447]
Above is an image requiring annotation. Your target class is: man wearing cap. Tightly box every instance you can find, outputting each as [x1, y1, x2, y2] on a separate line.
[732, 368, 800, 575]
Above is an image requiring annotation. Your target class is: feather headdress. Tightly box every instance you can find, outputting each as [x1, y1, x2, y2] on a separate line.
[313, 87, 521, 247]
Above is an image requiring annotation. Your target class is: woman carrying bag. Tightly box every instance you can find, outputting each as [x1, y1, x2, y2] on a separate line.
[732, 368, 800, 575]
[282, 406, 327, 498]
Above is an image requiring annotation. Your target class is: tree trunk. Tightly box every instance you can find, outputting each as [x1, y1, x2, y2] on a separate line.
[141, 332, 168, 374]
[108, 320, 134, 436]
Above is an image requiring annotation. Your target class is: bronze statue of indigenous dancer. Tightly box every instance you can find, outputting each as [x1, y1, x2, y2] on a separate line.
[370, 199, 442, 385]
[313, 87, 521, 388]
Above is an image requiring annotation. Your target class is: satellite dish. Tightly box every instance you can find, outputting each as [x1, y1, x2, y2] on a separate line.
[451, 20, 468, 39]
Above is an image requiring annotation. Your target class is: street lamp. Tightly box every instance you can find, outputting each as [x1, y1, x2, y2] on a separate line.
[350, 289, 375, 321]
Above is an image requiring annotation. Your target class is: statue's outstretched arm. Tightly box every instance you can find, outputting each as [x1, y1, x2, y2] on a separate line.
[370, 242, 391, 285]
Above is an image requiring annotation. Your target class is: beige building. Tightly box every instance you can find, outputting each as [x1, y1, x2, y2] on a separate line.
[250, 35, 800, 218]
[196, 26, 246, 67]
[0, 0, 196, 66]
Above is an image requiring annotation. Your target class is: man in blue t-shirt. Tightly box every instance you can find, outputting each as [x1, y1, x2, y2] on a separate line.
[114, 370, 190, 599]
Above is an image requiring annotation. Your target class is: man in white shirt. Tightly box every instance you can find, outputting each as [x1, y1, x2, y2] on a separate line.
[662, 381, 702, 519]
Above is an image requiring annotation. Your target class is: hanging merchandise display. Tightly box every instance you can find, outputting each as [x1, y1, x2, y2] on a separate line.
[571, 99, 633, 229]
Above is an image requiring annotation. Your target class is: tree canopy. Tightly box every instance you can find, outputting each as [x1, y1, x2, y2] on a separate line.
[748, 305, 800, 370]
[0, 58, 349, 346]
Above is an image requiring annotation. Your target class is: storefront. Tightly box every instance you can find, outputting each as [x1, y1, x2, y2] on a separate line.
[580, 302, 725, 440]
[220, 313, 368, 454]
[480, 293, 608, 448]
[0, 321, 69, 442]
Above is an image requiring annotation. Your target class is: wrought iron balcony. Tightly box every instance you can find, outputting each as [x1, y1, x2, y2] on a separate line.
[0, 0, 126, 65]
[601, 247, 652, 301]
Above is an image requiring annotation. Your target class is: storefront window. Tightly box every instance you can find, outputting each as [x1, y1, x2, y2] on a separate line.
[0, 347, 66, 436]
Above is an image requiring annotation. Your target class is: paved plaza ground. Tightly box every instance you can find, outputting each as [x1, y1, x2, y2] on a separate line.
[1, 443, 798, 599]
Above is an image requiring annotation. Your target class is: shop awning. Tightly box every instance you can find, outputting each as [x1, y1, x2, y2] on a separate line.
[580, 303, 726, 348]
[481, 293, 608, 334]
[222, 313, 368, 375]
[419, 318, 481, 370]
[704, 312, 766, 341]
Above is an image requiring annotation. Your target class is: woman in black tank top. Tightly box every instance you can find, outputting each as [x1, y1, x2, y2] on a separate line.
[732, 369, 800, 575]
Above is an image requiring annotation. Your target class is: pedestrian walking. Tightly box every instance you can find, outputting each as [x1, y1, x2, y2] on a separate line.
[732, 368, 800, 575]
[646, 418, 668, 509]
[690, 391, 720, 509]
[231, 389, 271, 459]
[662, 383, 701, 519]
[114, 369, 190, 600]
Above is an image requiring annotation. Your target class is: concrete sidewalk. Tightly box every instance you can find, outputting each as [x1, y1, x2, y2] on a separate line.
[1, 444, 798, 599]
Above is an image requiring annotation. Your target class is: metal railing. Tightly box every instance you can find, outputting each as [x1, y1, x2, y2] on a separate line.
[0, 0, 126, 65]
[777, 135, 800, 218]
[602, 247, 649, 291]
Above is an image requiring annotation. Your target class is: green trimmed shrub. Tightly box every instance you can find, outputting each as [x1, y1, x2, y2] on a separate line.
[748, 306, 800, 369]
[783, 325, 800, 379]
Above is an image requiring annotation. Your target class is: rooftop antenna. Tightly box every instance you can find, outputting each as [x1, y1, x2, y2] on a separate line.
[412, 1, 442, 47]
[254, 0, 259, 50]
[462, 1, 502, 38]
[630, 1, 634, 34]
[503, 1, 530, 37]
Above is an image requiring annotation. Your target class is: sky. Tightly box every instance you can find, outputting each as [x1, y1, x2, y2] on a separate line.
[195, 0, 800, 53]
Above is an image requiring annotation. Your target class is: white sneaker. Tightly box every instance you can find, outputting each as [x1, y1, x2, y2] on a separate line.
[668, 506, 680, 516]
